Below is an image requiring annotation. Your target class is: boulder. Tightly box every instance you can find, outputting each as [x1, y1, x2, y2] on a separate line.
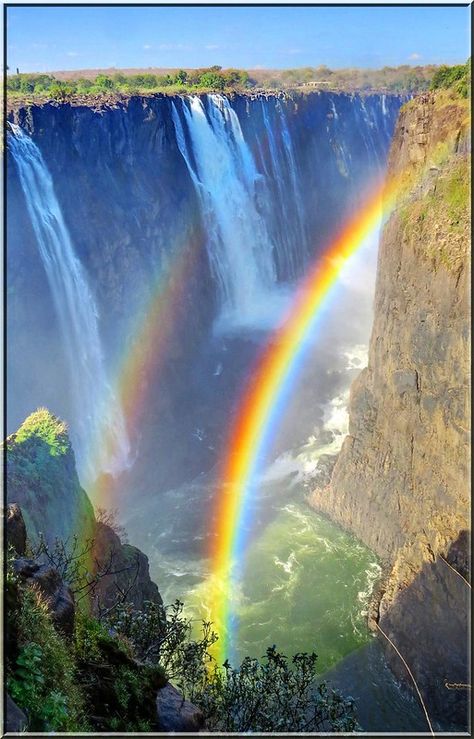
[6, 503, 27, 555]
[156, 683, 205, 733]
[6, 693, 27, 732]
[13, 557, 75, 636]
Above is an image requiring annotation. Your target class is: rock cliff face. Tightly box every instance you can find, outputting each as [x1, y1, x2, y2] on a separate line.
[310, 92, 470, 729]
[93, 520, 162, 610]
[5, 409, 95, 544]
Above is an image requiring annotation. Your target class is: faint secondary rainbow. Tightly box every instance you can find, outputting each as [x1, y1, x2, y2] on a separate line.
[210, 177, 401, 664]
[83, 234, 201, 511]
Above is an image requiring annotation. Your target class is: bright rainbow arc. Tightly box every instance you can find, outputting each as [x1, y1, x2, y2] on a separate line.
[211, 177, 402, 664]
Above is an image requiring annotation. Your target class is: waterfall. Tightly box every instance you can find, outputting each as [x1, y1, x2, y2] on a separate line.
[8, 125, 130, 482]
[259, 99, 309, 280]
[172, 94, 279, 328]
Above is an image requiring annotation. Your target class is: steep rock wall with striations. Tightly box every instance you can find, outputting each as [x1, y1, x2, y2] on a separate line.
[309, 92, 470, 730]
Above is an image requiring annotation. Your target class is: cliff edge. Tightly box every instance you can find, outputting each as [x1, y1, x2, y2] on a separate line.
[309, 91, 470, 729]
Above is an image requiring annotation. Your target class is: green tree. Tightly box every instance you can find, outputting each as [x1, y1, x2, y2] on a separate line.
[19, 76, 35, 94]
[174, 69, 188, 85]
[199, 71, 225, 90]
[94, 74, 115, 91]
[76, 78, 93, 93]
[49, 82, 74, 101]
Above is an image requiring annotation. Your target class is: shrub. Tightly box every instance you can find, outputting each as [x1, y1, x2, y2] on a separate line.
[199, 71, 225, 90]
[7, 583, 86, 731]
[192, 647, 359, 732]
[174, 69, 188, 85]
[74, 612, 165, 731]
[430, 60, 470, 97]
[94, 74, 115, 90]
[106, 600, 359, 732]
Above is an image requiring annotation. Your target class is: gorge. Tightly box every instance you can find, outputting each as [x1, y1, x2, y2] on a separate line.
[6, 87, 470, 732]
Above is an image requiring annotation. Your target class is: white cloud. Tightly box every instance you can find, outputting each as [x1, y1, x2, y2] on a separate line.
[287, 48, 303, 55]
[158, 43, 191, 51]
[143, 44, 152, 50]
[66, 51, 79, 57]
[205, 44, 220, 50]
[409, 52, 422, 60]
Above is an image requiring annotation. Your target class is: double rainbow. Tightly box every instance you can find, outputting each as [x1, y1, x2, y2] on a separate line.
[210, 176, 402, 663]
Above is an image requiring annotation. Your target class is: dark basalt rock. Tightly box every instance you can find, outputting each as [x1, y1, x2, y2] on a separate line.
[379, 546, 470, 732]
[93, 520, 162, 611]
[156, 683, 205, 733]
[6, 503, 27, 555]
[6, 693, 27, 733]
[13, 557, 75, 636]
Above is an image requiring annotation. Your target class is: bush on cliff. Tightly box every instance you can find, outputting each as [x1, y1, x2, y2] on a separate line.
[430, 59, 470, 97]
[74, 613, 166, 731]
[6, 560, 87, 731]
[8, 544, 358, 732]
[105, 599, 359, 732]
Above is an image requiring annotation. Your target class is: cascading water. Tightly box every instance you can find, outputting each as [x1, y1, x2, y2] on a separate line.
[258, 99, 309, 280]
[8, 125, 130, 482]
[172, 94, 283, 329]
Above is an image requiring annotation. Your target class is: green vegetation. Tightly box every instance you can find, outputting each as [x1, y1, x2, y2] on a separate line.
[74, 613, 166, 731]
[6, 409, 95, 543]
[7, 545, 358, 732]
[270, 63, 434, 92]
[401, 155, 469, 273]
[6, 65, 250, 100]
[14, 407, 70, 456]
[430, 58, 471, 98]
[6, 62, 446, 104]
[7, 562, 87, 731]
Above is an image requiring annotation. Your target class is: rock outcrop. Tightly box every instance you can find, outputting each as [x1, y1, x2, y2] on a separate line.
[6, 411, 162, 614]
[5, 409, 95, 544]
[5, 693, 27, 733]
[5, 450, 203, 734]
[93, 520, 162, 611]
[6, 503, 27, 555]
[12, 554, 76, 636]
[156, 683, 205, 733]
[309, 91, 470, 729]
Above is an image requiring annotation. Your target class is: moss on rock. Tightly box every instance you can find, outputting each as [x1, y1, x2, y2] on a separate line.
[5, 409, 95, 544]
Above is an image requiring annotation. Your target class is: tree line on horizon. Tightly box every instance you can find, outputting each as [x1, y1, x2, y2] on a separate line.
[6, 61, 469, 100]
[6, 66, 250, 99]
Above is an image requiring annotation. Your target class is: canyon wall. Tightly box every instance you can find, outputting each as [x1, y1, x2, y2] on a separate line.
[310, 92, 470, 729]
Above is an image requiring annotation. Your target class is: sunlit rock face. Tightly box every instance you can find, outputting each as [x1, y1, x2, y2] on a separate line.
[7, 91, 402, 491]
[309, 94, 470, 730]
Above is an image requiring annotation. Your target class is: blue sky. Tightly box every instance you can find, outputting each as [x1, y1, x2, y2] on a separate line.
[7, 5, 470, 74]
